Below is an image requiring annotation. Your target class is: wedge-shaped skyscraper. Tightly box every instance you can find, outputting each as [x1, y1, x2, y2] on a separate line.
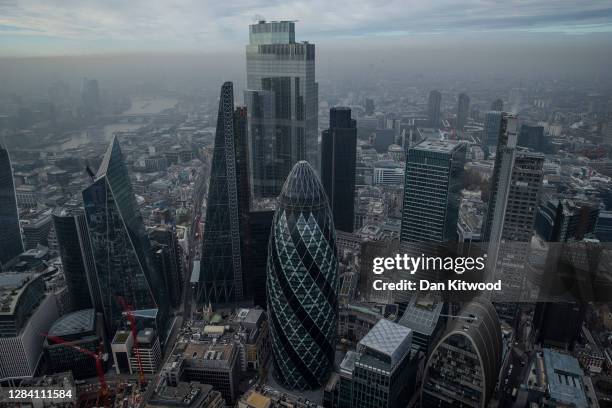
[267, 161, 338, 390]
[82, 136, 168, 336]
[199, 82, 250, 305]
[0, 143, 23, 270]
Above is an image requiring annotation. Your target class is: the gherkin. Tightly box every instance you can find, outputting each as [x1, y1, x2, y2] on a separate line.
[266, 160, 339, 390]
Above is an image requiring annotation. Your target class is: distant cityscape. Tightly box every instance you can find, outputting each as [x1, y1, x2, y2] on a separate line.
[1, 18, 612, 408]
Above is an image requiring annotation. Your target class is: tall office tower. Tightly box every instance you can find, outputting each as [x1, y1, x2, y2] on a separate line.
[421, 298, 502, 408]
[82, 136, 169, 336]
[536, 198, 599, 242]
[483, 113, 544, 306]
[335, 319, 421, 408]
[150, 225, 183, 308]
[365, 98, 375, 116]
[483, 111, 503, 148]
[199, 82, 250, 305]
[79, 77, 100, 117]
[534, 302, 585, 350]
[491, 98, 503, 111]
[518, 123, 547, 153]
[244, 206, 274, 308]
[53, 208, 96, 311]
[400, 140, 466, 244]
[0, 143, 23, 270]
[427, 90, 442, 128]
[456, 92, 470, 130]
[321, 107, 357, 233]
[267, 161, 338, 390]
[245, 20, 318, 198]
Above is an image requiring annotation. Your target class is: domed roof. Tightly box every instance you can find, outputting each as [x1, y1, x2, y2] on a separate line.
[278, 161, 329, 210]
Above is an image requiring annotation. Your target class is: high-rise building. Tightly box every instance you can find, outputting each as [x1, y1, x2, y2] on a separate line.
[0, 143, 23, 270]
[400, 139, 466, 244]
[535, 198, 599, 242]
[483, 111, 503, 148]
[427, 90, 442, 128]
[365, 98, 375, 116]
[82, 136, 169, 337]
[79, 77, 100, 118]
[53, 208, 96, 311]
[243, 207, 274, 308]
[150, 225, 183, 309]
[421, 298, 502, 408]
[245, 20, 318, 198]
[456, 92, 470, 130]
[321, 107, 357, 233]
[483, 113, 544, 308]
[199, 82, 250, 305]
[490, 98, 503, 111]
[596, 211, 612, 241]
[334, 319, 421, 408]
[267, 161, 338, 390]
[518, 123, 547, 153]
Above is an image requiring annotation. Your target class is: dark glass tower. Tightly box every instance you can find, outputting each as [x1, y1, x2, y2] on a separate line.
[321, 107, 357, 233]
[82, 136, 169, 336]
[267, 161, 338, 390]
[427, 90, 442, 128]
[0, 143, 23, 270]
[199, 82, 250, 305]
[456, 92, 470, 130]
[53, 208, 95, 311]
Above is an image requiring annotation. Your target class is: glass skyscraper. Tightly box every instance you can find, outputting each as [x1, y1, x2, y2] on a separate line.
[0, 143, 23, 270]
[456, 92, 470, 131]
[321, 107, 357, 233]
[266, 161, 338, 390]
[400, 139, 466, 244]
[245, 20, 318, 198]
[199, 82, 250, 305]
[427, 90, 442, 128]
[82, 136, 169, 336]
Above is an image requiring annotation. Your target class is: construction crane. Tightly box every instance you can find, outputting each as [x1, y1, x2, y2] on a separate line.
[44, 333, 109, 406]
[116, 296, 146, 389]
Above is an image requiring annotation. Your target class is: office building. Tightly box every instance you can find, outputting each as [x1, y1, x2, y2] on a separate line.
[427, 90, 442, 128]
[147, 381, 224, 408]
[535, 199, 599, 242]
[321, 107, 357, 232]
[421, 298, 502, 408]
[373, 129, 395, 153]
[0, 272, 60, 380]
[595, 211, 612, 241]
[373, 161, 405, 186]
[199, 82, 250, 305]
[267, 161, 338, 390]
[150, 225, 183, 308]
[483, 111, 503, 148]
[519, 124, 547, 153]
[397, 293, 446, 355]
[456, 92, 470, 130]
[491, 98, 503, 111]
[400, 139, 466, 244]
[244, 206, 274, 308]
[130, 328, 162, 374]
[245, 20, 318, 197]
[365, 98, 375, 116]
[44, 308, 101, 379]
[333, 319, 421, 408]
[0, 143, 23, 270]
[534, 302, 585, 350]
[82, 136, 169, 337]
[21, 211, 53, 250]
[53, 208, 96, 311]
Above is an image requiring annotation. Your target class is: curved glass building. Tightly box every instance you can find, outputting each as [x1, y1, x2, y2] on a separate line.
[266, 160, 338, 390]
[421, 297, 502, 408]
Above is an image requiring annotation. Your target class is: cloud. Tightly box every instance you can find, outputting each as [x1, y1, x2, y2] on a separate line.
[1, 0, 612, 55]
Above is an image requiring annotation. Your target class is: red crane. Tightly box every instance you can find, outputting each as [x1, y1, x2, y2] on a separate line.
[44, 333, 109, 406]
[116, 296, 146, 389]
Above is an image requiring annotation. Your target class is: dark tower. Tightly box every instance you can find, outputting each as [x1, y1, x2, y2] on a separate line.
[321, 107, 357, 233]
[427, 90, 442, 128]
[0, 143, 23, 270]
[456, 92, 470, 130]
[199, 82, 250, 305]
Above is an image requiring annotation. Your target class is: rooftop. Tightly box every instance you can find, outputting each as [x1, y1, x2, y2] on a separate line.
[398, 293, 444, 336]
[412, 138, 463, 154]
[357, 319, 412, 366]
[48, 308, 95, 337]
[543, 348, 588, 407]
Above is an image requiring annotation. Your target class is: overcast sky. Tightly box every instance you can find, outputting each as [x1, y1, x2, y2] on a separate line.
[1, 0, 612, 56]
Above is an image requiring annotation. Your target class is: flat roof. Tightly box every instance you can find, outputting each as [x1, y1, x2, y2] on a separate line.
[412, 138, 462, 153]
[49, 308, 95, 337]
[358, 319, 412, 366]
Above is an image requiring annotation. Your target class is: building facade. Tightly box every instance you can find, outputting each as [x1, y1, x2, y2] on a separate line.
[427, 90, 441, 128]
[266, 161, 338, 390]
[321, 107, 357, 233]
[0, 143, 23, 270]
[245, 20, 318, 198]
[456, 93, 470, 130]
[199, 82, 250, 305]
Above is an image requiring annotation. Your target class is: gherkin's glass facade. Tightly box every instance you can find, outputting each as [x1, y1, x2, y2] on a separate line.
[82, 136, 169, 336]
[267, 161, 338, 390]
